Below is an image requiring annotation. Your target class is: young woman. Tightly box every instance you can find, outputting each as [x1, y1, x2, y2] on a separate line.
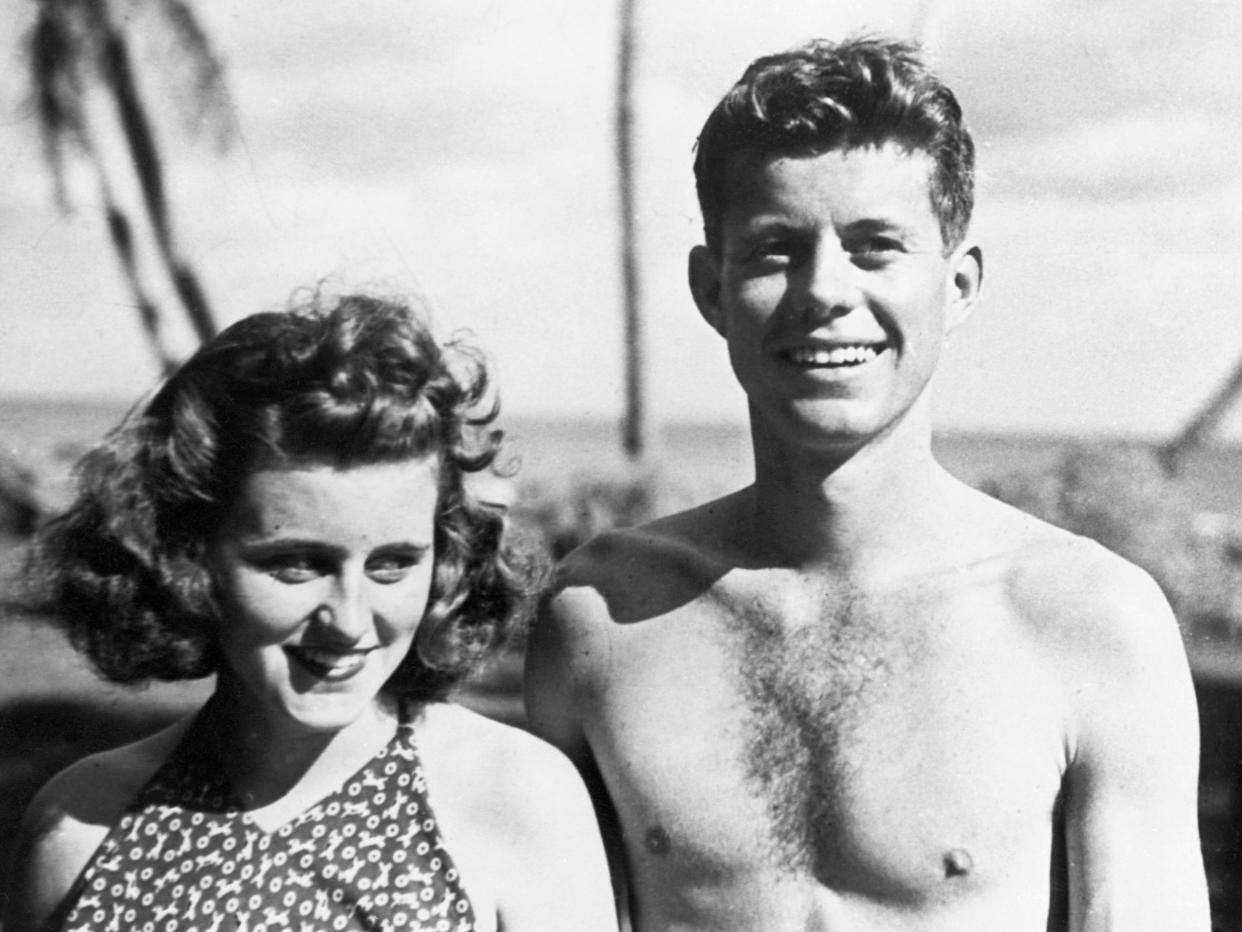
[4, 293, 614, 932]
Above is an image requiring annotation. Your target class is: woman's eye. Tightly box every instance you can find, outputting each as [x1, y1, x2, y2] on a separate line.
[264, 558, 321, 584]
[366, 552, 420, 583]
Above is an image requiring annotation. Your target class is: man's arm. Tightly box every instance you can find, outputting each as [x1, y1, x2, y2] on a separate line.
[1059, 560, 1210, 930]
[525, 583, 629, 928]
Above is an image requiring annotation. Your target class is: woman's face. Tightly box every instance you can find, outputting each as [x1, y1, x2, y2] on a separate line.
[206, 456, 439, 735]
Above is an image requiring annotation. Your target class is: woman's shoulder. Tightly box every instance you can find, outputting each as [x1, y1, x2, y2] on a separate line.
[413, 702, 614, 932]
[418, 702, 576, 776]
[415, 702, 590, 821]
[3, 715, 193, 932]
[40, 715, 191, 818]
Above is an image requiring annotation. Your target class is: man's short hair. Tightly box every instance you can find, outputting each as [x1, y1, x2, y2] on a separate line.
[693, 36, 975, 255]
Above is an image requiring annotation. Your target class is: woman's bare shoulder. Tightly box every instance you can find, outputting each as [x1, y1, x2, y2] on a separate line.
[418, 702, 570, 773]
[414, 702, 613, 931]
[41, 714, 191, 819]
[416, 702, 589, 821]
[3, 714, 194, 932]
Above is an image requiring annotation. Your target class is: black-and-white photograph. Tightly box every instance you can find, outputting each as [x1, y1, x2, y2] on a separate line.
[1, 1, 1239, 929]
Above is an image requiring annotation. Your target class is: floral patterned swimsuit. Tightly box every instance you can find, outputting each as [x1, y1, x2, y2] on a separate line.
[58, 705, 477, 932]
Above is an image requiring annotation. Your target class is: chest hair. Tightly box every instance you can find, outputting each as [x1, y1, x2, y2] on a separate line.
[723, 583, 922, 881]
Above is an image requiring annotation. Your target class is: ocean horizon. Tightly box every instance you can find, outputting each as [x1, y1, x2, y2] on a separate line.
[3, 396, 1242, 518]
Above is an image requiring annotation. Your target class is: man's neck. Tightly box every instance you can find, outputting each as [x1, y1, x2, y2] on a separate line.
[745, 404, 960, 579]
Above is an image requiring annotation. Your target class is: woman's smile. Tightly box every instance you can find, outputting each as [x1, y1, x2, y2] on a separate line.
[284, 644, 377, 681]
[207, 457, 439, 734]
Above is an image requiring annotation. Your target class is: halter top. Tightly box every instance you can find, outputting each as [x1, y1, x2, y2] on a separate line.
[58, 705, 477, 932]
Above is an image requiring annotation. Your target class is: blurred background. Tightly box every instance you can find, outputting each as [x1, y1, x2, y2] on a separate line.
[2, 0, 1242, 926]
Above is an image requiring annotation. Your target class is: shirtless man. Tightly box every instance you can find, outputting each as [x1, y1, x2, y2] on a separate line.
[525, 36, 1209, 931]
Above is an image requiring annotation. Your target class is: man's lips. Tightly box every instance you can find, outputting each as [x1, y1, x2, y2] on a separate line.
[779, 342, 888, 368]
[284, 645, 377, 680]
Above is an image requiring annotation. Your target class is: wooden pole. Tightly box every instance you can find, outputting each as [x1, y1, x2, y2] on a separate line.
[616, 0, 646, 460]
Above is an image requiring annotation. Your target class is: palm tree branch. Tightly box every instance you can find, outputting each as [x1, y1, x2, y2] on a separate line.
[26, 6, 87, 209]
[151, 0, 237, 146]
[100, 26, 171, 248]
[103, 199, 178, 375]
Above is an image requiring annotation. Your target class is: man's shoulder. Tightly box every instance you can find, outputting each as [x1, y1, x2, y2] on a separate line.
[985, 503, 1181, 668]
[551, 490, 746, 623]
[560, 492, 743, 580]
[529, 493, 747, 705]
[1004, 520, 1165, 619]
[983, 500, 1201, 823]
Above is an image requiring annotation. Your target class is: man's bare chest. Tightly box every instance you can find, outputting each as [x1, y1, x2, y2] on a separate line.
[592, 589, 1067, 904]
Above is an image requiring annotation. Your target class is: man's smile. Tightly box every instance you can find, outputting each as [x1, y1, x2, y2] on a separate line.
[779, 342, 889, 369]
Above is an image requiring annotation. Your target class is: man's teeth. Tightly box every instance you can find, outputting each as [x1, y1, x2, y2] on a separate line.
[786, 345, 881, 366]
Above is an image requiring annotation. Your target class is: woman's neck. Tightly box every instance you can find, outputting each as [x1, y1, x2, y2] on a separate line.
[204, 686, 401, 814]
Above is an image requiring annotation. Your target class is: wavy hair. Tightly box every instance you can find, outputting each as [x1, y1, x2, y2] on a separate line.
[693, 36, 975, 256]
[31, 291, 536, 702]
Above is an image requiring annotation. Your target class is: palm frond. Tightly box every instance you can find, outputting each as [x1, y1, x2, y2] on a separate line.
[20, 0, 227, 351]
[104, 201, 179, 375]
[147, 0, 237, 148]
[27, 3, 89, 208]
[100, 26, 170, 244]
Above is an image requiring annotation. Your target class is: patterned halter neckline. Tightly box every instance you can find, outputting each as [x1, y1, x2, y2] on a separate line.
[58, 700, 478, 932]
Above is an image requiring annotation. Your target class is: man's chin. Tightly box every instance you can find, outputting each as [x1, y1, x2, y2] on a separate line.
[768, 400, 887, 446]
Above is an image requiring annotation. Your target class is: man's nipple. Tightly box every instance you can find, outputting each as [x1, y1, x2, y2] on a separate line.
[942, 848, 973, 879]
[645, 825, 672, 856]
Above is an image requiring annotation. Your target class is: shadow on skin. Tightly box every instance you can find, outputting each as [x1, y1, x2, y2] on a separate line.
[561, 505, 738, 628]
[557, 507, 1086, 918]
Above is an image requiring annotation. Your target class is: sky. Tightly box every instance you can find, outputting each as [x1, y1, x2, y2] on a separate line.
[2, 0, 1241, 441]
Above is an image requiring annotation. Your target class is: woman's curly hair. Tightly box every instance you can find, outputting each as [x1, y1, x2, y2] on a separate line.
[30, 291, 537, 702]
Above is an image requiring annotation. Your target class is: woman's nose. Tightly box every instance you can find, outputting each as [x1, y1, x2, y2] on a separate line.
[314, 578, 371, 641]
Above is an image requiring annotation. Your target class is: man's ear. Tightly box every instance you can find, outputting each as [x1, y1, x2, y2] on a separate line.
[688, 245, 725, 336]
[945, 243, 983, 334]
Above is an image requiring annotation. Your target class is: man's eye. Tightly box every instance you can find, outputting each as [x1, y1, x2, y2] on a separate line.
[850, 237, 903, 267]
[856, 236, 897, 252]
[740, 240, 800, 269]
[759, 240, 798, 259]
[855, 236, 903, 255]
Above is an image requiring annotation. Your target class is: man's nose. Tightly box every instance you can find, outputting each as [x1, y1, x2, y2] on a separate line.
[793, 243, 862, 320]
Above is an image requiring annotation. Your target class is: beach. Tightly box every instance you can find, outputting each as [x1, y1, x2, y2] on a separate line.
[3, 399, 1242, 924]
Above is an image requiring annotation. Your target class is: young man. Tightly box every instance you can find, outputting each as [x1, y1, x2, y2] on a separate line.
[525, 37, 1209, 931]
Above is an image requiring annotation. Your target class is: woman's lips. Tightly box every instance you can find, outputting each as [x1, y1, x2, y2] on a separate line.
[284, 645, 375, 681]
